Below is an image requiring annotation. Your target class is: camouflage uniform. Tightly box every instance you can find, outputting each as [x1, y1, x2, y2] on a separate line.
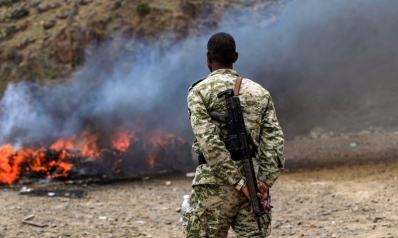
[184, 69, 284, 238]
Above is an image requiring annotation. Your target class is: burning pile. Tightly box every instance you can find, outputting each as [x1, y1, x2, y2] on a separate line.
[0, 129, 192, 185]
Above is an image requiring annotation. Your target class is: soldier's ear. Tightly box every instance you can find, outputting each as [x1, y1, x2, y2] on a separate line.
[207, 52, 212, 63]
[207, 52, 213, 72]
[233, 52, 239, 63]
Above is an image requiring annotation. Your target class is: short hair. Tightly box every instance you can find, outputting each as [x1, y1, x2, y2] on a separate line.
[207, 32, 236, 65]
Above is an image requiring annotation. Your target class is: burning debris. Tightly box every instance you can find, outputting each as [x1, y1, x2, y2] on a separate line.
[0, 129, 193, 185]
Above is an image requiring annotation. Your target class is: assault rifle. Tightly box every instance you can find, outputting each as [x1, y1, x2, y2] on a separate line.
[211, 88, 266, 238]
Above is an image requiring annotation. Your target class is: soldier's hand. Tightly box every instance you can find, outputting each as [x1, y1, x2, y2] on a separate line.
[257, 180, 272, 212]
[256, 180, 269, 200]
[241, 185, 254, 213]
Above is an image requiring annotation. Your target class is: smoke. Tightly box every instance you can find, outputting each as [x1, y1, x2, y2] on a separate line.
[1, 0, 398, 147]
[0, 36, 207, 147]
[230, 0, 398, 137]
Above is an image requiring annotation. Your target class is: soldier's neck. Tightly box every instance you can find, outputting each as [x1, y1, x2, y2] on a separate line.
[210, 63, 233, 72]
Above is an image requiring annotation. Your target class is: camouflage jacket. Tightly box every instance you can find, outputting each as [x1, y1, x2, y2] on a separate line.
[188, 69, 285, 187]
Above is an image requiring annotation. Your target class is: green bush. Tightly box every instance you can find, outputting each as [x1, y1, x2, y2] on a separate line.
[136, 3, 150, 19]
[0, 0, 23, 7]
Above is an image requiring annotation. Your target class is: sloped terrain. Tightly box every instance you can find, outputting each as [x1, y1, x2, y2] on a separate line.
[0, 0, 273, 98]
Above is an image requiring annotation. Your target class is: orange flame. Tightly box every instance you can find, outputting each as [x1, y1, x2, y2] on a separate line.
[0, 129, 186, 184]
[0, 144, 21, 184]
[111, 131, 138, 152]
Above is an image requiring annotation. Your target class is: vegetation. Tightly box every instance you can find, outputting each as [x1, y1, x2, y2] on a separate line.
[136, 2, 151, 19]
[0, 0, 268, 98]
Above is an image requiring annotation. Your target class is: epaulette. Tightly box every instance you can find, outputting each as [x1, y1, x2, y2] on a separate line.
[188, 77, 206, 91]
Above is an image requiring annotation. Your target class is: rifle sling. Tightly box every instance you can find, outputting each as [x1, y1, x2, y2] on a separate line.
[198, 76, 247, 165]
[234, 76, 243, 96]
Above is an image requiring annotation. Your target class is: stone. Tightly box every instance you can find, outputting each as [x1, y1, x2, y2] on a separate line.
[76, 0, 92, 5]
[309, 127, 324, 139]
[19, 37, 35, 48]
[43, 18, 56, 29]
[113, 1, 121, 9]
[30, 0, 41, 7]
[9, 6, 30, 19]
[57, 10, 75, 19]
[37, 4, 49, 12]
[4, 25, 17, 37]
[37, 2, 60, 13]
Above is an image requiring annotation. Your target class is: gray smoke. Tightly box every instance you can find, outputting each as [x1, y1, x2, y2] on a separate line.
[232, 0, 398, 137]
[1, 0, 398, 148]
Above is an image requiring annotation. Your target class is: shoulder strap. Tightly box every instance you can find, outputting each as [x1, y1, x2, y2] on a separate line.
[188, 77, 205, 91]
[234, 77, 243, 96]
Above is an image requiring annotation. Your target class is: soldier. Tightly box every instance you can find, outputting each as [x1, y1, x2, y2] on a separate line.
[184, 32, 285, 237]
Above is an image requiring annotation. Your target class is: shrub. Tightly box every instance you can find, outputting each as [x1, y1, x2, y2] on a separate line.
[136, 3, 150, 19]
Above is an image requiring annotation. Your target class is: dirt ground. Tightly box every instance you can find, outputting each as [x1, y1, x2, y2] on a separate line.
[0, 132, 397, 238]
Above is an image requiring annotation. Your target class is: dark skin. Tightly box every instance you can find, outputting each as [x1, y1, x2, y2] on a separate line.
[207, 51, 271, 212]
[207, 51, 238, 72]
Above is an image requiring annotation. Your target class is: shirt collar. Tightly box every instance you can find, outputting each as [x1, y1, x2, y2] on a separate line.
[208, 69, 239, 78]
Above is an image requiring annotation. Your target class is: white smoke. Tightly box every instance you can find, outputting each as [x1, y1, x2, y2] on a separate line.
[1, 0, 398, 146]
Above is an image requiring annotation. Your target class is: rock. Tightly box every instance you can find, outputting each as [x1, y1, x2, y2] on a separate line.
[76, 0, 92, 5]
[57, 9, 75, 19]
[280, 223, 292, 229]
[309, 127, 324, 139]
[19, 37, 35, 48]
[49, 2, 61, 9]
[9, 6, 30, 19]
[113, 1, 122, 9]
[18, 19, 30, 31]
[37, 2, 60, 13]
[165, 220, 172, 225]
[4, 25, 17, 37]
[0, 0, 21, 6]
[30, 0, 41, 7]
[186, 172, 195, 177]
[319, 210, 330, 215]
[43, 30, 52, 41]
[37, 4, 49, 12]
[43, 18, 56, 29]
[53, 26, 93, 64]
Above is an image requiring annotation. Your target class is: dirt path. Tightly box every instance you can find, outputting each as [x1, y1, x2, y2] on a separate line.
[0, 159, 397, 238]
[268, 160, 398, 238]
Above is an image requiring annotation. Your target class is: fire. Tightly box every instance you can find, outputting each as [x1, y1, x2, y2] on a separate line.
[0, 129, 187, 184]
[0, 144, 22, 185]
[147, 133, 184, 168]
[111, 131, 138, 152]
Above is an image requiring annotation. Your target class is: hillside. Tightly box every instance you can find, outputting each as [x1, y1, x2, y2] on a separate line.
[0, 0, 274, 98]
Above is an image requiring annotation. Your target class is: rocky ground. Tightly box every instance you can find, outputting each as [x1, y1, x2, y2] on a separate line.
[0, 132, 397, 238]
[0, 0, 279, 98]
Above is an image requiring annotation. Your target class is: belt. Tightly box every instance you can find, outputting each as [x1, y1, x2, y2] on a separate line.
[198, 149, 257, 165]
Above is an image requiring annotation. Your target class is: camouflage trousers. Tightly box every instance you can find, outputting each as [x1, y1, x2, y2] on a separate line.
[182, 184, 271, 238]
